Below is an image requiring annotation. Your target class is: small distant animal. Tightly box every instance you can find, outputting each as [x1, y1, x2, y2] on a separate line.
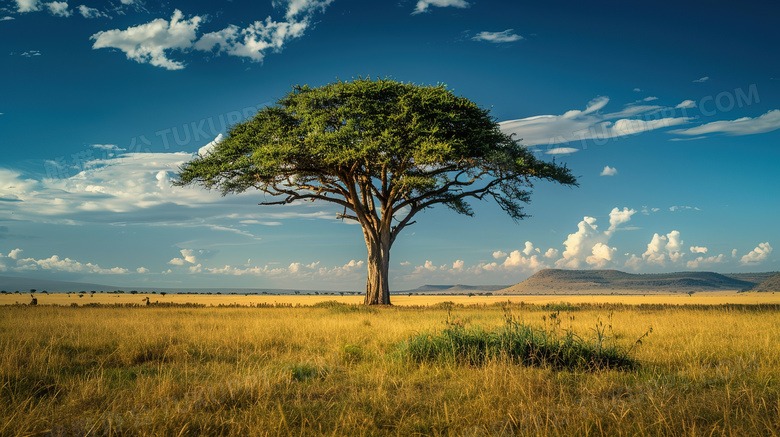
[143, 297, 150, 306]
[29, 296, 38, 306]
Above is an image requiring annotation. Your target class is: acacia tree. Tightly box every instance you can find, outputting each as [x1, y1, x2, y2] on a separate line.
[176, 78, 577, 305]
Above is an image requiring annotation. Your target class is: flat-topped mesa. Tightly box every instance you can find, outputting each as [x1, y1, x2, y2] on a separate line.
[498, 269, 759, 295]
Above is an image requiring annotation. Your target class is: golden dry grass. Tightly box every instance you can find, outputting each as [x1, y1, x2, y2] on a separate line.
[1, 299, 779, 436]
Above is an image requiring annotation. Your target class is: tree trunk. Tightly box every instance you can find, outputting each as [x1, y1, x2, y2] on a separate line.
[363, 228, 392, 305]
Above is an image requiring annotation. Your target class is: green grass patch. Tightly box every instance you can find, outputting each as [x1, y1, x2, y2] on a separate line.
[401, 321, 638, 371]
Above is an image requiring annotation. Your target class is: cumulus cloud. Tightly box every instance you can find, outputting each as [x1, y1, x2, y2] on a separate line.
[412, 0, 469, 14]
[14, 0, 40, 12]
[600, 165, 618, 176]
[740, 242, 773, 266]
[608, 207, 636, 233]
[639, 230, 684, 266]
[492, 251, 507, 259]
[1, 248, 131, 275]
[690, 246, 708, 254]
[555, 207, 635, 269]
[46, 1, 70, 17]
[686, 254, 725, 269]
[472, 29, 523, 43]
[543, 248, 559, 259]
[670, 109, 780, 137]
[499, 96, 690, 147]
[91, 9, 202, 70]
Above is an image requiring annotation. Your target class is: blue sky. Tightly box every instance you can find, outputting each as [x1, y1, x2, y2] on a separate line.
[0, 0, 777, 291]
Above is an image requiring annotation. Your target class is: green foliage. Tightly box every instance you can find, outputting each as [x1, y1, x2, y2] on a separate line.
[401, 321, 638, 371]
[177, 78, 576, 222]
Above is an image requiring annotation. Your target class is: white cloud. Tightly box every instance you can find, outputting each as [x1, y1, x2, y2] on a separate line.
[670, 205, 700, 212]
[195, 17, 309, 63]
[546, 147, 579, 155]
[195, 1, 330, 63]
[555, 216, 601, 269]
[555, 208, 636, 269]
[14, 0, 40, 12]
[740, 242, 773, 266]
[413, 260, 438, 273]
[168, 258, 185, 266]
[278, 0, 333, 20]
[586, 242, 616, 268]
[136, 267, 149, 273]
[640, 230, 684, 266]
[643, 96, 658, 102]
[452, 260, 464, 270]
[78, 5, 106, 18]
[543, 248, 559, 259]
[91, 9, 203, 70]
[633, 88, 641, 92]
[608, 207, 636, 234]
[499, 96, 690, 147]
[472, 29, 523, 43]
[10, 253, 129, 274]
[600, 165, 618, 176]
[21, 50, 41, 57]
[693, 76, 709, 83]
[686, 254, 725, 269]
[690, 246, 708, 254]
[522, 241, 538, 256]
[670, 109, 780, 137]
[492, 250, 507, 259]
[676, 100, 696, 109]
[412, 0, 469, 14]
[46, 1, 70, 17]
[198, 134, 222, 157]
[502, 250, 544, 270]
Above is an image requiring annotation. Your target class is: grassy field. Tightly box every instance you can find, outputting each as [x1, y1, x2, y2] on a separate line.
[2, 297, 779, 436]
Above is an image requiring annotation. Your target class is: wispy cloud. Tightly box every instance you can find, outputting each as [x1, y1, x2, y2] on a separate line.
[670, 109, 780, 137]
[412, 0, 469, 14]
[472, 29, 523, 43]
[78, 5, 106, 18]
[693, 76, 709, 83]
[499, 97, 690, 147]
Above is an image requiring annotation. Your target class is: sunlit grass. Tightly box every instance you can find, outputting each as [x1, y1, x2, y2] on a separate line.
[1, 300, 779, 435]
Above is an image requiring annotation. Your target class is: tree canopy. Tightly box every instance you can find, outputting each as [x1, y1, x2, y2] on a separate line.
[176, 78, 577, 304]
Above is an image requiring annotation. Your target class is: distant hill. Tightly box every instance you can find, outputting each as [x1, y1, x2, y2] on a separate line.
[752, 273, 780, 293]
[0, 276, 118, 293]
[723, 272, 777, 287]
[499, 269, 758, 295]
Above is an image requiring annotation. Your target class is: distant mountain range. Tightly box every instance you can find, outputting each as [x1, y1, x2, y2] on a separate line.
[497, 269, 778, 294]
[1, 270, 777, 296]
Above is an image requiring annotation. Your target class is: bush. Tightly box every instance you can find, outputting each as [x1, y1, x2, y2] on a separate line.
[401, 321, 639, 371]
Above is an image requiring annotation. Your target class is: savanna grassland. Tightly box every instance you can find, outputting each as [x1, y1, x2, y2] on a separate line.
[2, 298, 780, 436]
